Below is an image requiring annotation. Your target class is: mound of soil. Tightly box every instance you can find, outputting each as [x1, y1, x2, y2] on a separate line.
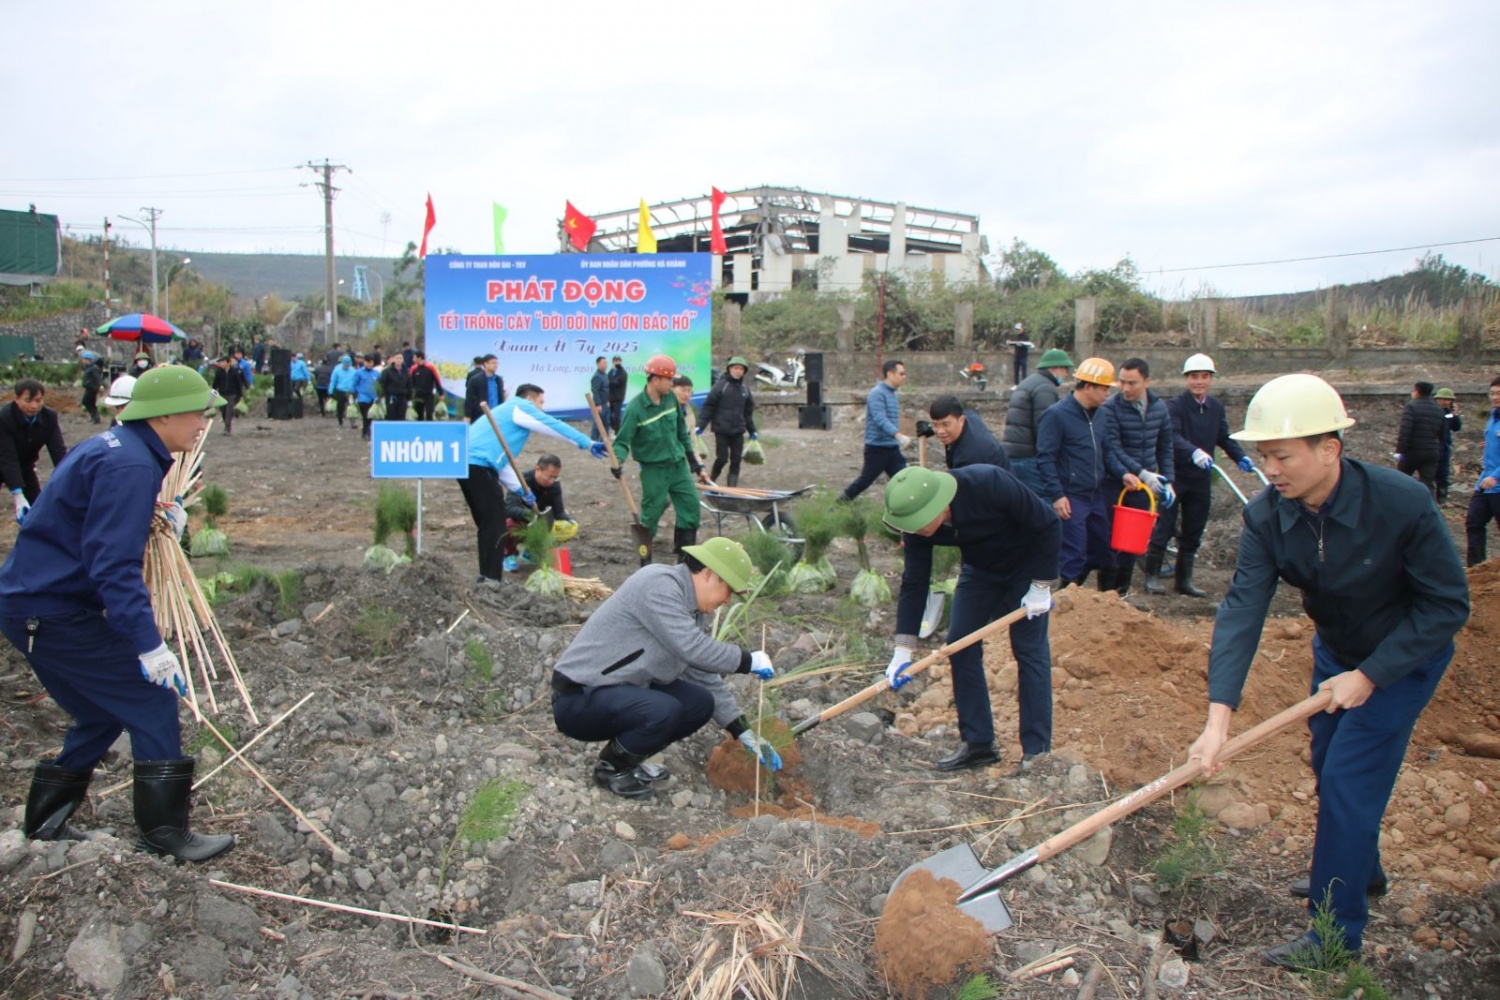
[875, 868, 993, 999]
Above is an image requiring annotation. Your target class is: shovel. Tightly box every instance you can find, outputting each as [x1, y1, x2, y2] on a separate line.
[1212, 463, 1249, 505]
[791, 590, 1075, 737]
[479, 403, 535, 512]
[891, 689, 1334, 933]
[585, 392, 653, 563]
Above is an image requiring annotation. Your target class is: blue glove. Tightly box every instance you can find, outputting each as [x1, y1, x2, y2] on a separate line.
[749, 432, 758, 440]
[749, 650, 775, 680]
[1237, 456, 1256, 474]
[588, 441, 609, 460]
[694, 427, 704, 436]
[12, 490, 29, 525]
[521, 490, 536, 507]
[886, 647, 914, 690]
[1160, 483, 1176, 509]
[738, 730, 783, 771]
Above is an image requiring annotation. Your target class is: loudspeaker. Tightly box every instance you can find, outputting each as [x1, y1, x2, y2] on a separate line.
[803, 351, 824, 384]
[267, 396, 304, 420]
[270, 348, 292, 398]
[798, 404, 832, 430]
[806, 382, 823, 407]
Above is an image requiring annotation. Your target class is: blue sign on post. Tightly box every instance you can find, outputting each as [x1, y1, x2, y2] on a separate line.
[370, 422, 469, 479]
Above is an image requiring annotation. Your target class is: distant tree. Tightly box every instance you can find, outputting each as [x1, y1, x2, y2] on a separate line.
[995, 239, 1062, 293]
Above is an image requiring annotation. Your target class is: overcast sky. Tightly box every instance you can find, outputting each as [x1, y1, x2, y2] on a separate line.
[4, 1, 1496, 298]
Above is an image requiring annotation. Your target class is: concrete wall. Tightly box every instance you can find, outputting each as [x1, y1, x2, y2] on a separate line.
[4, 302, 111, 360]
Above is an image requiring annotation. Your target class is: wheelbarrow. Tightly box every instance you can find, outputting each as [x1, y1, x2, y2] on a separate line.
[697, 484, 811, 540]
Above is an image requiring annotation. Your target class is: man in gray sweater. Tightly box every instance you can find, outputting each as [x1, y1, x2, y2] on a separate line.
[550, 537, 781, 798]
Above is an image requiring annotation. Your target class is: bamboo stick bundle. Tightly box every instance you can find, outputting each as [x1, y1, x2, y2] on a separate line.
[559, 576, 612, 601]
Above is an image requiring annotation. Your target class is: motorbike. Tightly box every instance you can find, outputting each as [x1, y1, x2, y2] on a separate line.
[957, 362, 987, 391]
[755, 349, 807, 391]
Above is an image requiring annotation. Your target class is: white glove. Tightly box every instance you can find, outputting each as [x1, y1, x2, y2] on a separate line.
[139, 642, 187, 696]
[1191, 448, 1214, 470]
[738, 730, 784, 771]
[161, 498, 188, 541]
[885, 647, 914, 690]
[896, 434, 912, 448]
[1021, 582, 1052, 619]
[1139, 470, 1164, 494]
[749, 650, 775, 680]
[12, 490, 29, 525]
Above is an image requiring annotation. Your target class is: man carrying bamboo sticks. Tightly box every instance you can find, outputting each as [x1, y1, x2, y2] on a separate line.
[0, 365, 235, 863]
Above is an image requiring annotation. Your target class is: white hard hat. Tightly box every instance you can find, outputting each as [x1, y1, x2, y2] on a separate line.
[1232, 374, 1356, 442]
[1182, 353, 1217, 374]
[104, 374, 137, 407]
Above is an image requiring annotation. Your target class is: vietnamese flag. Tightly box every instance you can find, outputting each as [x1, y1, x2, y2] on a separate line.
[710, 187, 728, 254]
[418, 193, 436, 259]
[564, 201, 596, 251]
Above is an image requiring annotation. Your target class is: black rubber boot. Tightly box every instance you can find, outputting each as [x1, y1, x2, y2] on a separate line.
[1114, 563, 1134, 597]
[1175, 553, 1208, 598]
[1143, 548, 1167, 595]
[593, 740, 655, 798]
[133, 759, 235, 863]
[24, 762, 93, 841]
[673, 527, 698, 564]
[1096, 567, 1117, 593]
[727, 473, 739, 487]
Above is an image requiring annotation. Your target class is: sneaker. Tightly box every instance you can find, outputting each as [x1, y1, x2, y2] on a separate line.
[502, 555, 520, 573]
[518, 550, 538, 566]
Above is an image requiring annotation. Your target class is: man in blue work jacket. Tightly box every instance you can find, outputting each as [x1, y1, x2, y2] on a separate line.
[0, 365, 235, 863]
[839, 359, 909, 501]
[883, 465, 1059, 772]
[1036, 357, 1117, 590]
[1188, 374, 1468, 969]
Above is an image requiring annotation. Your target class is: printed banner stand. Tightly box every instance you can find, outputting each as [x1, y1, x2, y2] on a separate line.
[369, 421, 469, 556]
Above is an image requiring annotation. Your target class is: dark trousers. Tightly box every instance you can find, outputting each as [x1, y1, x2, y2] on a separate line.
[0, 611, 181, 769]
[1149, 480, 1211, 554]
[387, 396, 409, 422]
[458, 465, 508, 581]
[1013, 356, 1027, 385]
[1466, 491, 1500, 563]
[315, 387, 329, 415]
[1397, 455, 1439, 497]
[1436, 440, 1452, 494]
[220, 395, 239, 435]
[413, 395, 435, 421]
[357, 401, 373, 439]
[946, 566, 1051, 753]
[292, 380, 308, 398]
[711, 432, 745, 482]
[333, 390, 350, 426]
[608, 399, 624, 432]
[1306, 636, 1448, 950]
[552, 677, 715, 757]
[80, 388, 100, 424]
[1058, 490, 1112, 580]
[15, 468, 41, 504]
[841, 444, 907, 500]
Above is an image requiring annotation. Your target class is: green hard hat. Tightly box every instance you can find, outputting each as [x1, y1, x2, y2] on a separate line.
[1434, 387, 1456, 400]
[883, 467, 958, 533]
[682, 536, 753, 594]
[726, 356, 749, 370]
[119, 365, 226, 422]
[1037, 349, 1074, 369]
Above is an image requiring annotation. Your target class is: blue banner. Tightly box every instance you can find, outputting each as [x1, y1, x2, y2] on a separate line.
[370, 421, 470, 479]
[425, 254, 714, 420]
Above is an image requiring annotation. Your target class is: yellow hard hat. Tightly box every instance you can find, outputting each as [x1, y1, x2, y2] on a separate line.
[1074, 357, 1117, 387]
[1231, 374, 1356, 442]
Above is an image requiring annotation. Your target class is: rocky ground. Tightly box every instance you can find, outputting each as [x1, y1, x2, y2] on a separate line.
[0, 366, 1497, 999]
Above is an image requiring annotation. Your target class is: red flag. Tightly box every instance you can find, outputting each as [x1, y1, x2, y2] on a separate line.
[563, 201, 596, 251]
[418, 193, 436, 259]
[710, 187, 728, 254]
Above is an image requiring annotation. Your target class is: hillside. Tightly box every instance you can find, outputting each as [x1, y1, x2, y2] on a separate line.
[108, 247, 398, 300]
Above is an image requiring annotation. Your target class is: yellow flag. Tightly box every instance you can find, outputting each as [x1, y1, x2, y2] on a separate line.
[637, 199, 657, 254]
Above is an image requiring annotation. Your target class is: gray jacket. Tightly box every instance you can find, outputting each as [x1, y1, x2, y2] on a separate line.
[1002, 371, 1064, 457]
[553, 563, 751, 727]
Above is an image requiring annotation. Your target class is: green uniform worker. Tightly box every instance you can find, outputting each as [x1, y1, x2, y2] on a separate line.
[612, 353, 709, 563]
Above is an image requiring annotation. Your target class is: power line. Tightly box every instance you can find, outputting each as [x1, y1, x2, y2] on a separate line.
[1152, 237, 1500, 274]
[0, 166, 299, 182]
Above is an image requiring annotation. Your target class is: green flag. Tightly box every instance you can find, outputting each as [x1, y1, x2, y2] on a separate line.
[492, 203, 508, 254]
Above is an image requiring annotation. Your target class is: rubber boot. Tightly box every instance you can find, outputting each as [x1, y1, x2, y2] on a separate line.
[1175, 553, 1208, 597]
[133, 759, 235, 863]
[1114, 563, 1135, 597]
[673, 527, 698, 564]
[1095, 566, 1117, 593]
[593, 740, 655, 799]
[24, 762, 92, 841]
[1143, 548, 1167, 595]
[727, 472, 739, 487]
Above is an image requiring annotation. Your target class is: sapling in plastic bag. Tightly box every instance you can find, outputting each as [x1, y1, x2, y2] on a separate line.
[786, 491, 839, 593]
[836, 496, 890, 607]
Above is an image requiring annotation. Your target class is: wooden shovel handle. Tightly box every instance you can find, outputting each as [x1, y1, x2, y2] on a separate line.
[585, 393, 640, 516]
[479, 402, 534, 510]
[1032, 689, 1333, 866]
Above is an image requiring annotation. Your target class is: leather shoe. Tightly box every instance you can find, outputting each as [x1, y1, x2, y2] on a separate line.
[1264, 930, 1358, 969]
[935, 743, 1000, 772]
[1289, 874, 1387, 899]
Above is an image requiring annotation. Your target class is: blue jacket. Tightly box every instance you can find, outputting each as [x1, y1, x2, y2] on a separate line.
[1101, 390, 1174, 484]
[1167, 391, 1247, 487]
[329, 360, 357, 394]
[353, 366, 380, 404]
[238, 358, 255, 389]
[0, 421, 171, 653]
[894, 465, 1060, 646]
[1479, 408, 1500, 494]
[467, 396, 592, 490]
[1208, 459, 1468, 707]
[863, 380, 902, 447]
[1035, 394, 1108, 501]
[290, 359, 311, 384]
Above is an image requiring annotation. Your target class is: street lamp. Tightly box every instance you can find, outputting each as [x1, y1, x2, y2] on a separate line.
[164, 258, 192, 323]
[118, 211, 162, 315]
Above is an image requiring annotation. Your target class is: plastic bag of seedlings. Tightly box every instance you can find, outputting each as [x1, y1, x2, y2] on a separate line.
[363, 544, 410, 572]
[234, 399, 250, 415]
[850, 567, 891, 607]
[525, 564, 566, 597]
[190, 526, 229, 557]
[786, 554, 835, 594]
[369, 400, 386, 420]
[323, 396, 336, 415]
[743, 438, 765, 465]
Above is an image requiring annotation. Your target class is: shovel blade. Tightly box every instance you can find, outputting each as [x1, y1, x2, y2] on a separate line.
[629, 520, 653, 564]
[890, 844, 1013, 934]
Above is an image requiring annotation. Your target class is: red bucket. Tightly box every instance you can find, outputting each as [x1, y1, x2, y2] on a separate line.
[1110, 484, 1159, 555]
[554, 547, 572, 575]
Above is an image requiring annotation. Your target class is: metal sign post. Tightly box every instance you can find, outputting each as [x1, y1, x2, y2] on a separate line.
[370, 422, 469, 555]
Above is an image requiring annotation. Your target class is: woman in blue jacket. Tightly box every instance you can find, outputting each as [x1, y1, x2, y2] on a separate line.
[327, 355, 358, 428]
[352, 355, 381, 440]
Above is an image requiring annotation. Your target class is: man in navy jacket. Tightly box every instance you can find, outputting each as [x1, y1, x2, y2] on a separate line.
[923, 394, 1010, 471]
[1100, 358, 1175, 595]
[1036, 358, 1117, 589]
[0, 379, 67, 521]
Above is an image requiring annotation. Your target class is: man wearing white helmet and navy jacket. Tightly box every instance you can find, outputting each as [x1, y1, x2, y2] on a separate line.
[1187, 374, 1468, 969]
[1144, 353, 1255, 597]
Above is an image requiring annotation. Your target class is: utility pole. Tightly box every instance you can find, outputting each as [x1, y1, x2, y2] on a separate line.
[125, 207, 163, 315]
[102, 217, 111, 308]
[302, 159, 350, 346]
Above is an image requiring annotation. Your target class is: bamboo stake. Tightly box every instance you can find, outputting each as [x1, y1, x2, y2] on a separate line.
[755, 623, 766, 818]
[431, 954, 569, 998]
[209, 879, 486, 935]
[193, 690, 316, 789]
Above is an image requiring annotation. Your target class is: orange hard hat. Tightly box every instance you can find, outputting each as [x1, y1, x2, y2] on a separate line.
[643, 354, 678, 378]
[1074, 357, 1117, 387]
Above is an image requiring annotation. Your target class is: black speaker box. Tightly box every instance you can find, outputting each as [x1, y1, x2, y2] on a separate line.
[803, 351, 824, 384]
[797, 404, 832, 430]
[267, 396, 304, 420]
[270, 347, 292, 398]
[806, 382, 823, 407]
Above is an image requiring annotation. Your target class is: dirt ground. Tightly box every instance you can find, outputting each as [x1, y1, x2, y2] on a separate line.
[0, 363, 1497, 998]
